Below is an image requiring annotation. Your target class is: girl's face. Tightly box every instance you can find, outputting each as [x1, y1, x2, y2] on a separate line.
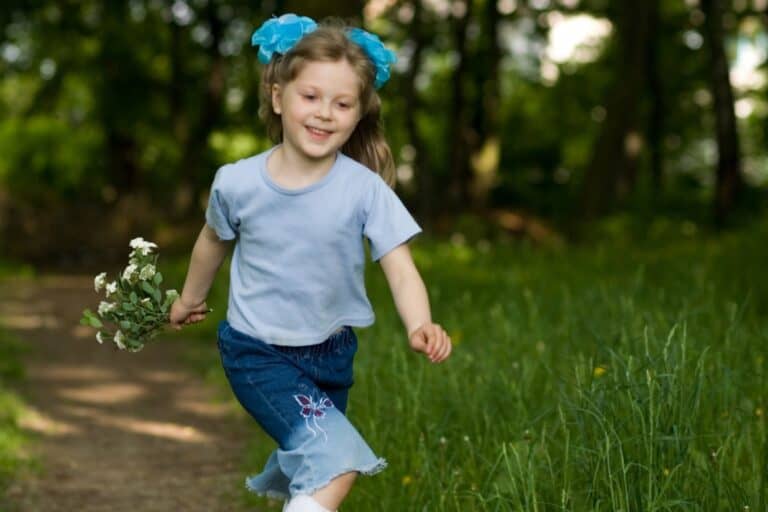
[272, 59, 363, 167]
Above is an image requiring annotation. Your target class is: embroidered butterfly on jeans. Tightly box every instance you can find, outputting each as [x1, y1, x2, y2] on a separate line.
[294, 394, 334, 442]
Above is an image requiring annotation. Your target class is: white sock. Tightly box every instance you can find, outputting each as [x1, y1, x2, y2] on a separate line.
[284, 494, 334, 512]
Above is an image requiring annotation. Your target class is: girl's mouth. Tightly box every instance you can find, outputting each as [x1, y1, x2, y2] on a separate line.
[306, 126, 332, 140]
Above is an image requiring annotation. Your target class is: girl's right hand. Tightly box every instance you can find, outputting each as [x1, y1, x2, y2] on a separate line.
[169, 298, 209, 330]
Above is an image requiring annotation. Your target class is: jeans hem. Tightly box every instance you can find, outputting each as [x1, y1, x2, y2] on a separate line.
[293, 457, 388, 497]
[244, 479, 291, 500]
[244, 458, 388, 500]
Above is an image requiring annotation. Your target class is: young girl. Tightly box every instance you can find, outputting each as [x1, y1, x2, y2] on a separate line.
[169, 14, 452, 512]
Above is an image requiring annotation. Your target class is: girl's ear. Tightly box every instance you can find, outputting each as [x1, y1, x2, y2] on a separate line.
[271, 84, 282, 115]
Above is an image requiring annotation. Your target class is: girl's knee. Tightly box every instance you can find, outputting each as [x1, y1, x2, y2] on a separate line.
[310, 471, 358, 510]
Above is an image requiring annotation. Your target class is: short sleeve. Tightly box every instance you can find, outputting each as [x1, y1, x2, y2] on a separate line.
[362, 176, 422, 261]
[205, 166, 239, 240]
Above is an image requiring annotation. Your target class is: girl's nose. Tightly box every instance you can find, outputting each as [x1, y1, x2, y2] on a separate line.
[316, 101, 332, 119]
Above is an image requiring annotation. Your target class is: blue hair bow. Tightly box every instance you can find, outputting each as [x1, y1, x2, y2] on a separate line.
[346, 27, 397, 89]
[250, 14, 397, 89]
[250, 14, 317, 64]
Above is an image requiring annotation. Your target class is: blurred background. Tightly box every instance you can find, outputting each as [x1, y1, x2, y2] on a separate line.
[2, 3, 768, 509]
[0, 0, 766, 267]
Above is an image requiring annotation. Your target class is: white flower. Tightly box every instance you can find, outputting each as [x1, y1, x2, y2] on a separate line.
[96, 332, 105, 344]
[139, 264, 156, 280]
[122, 263, 138, 282]
[129, 237, 158, 256]
[140, 298, 151, 306]
[98, 301, 117, 316]
[114, 330, 126, 350]
[94, 272, 107, 292]
[129, 237, 157, 249]
[105, 281, 118, 297]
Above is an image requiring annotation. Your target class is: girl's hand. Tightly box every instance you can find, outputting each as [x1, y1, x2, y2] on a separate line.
[169, 297, 209, 330]
[409, 323, 452, 363]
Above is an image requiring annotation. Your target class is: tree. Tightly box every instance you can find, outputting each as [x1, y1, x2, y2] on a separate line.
[468, 0, 502, 210]
[701, 0, 743, 225]
[447, 0, 473, 210]
[402, 0, 434, 229]
[579, 0, 653, 218]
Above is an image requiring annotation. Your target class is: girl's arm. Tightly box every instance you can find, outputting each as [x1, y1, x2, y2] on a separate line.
[379, 244, 452, 363]
[169, 224, 232, 329]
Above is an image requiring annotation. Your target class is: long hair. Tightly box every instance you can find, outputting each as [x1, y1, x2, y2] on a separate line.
[257, 20, 396, 187]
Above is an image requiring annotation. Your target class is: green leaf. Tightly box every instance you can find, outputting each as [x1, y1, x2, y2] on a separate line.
[130, 292, 138, 304]
[140, 281, 162, 303]
[81, 309, 103, 328]
[153, 272, 163, 285]
[141, 281, 154, 297]
[122, 302, 135, 312]
[80, 309, 94, 326]
[119, 320, 132, 330]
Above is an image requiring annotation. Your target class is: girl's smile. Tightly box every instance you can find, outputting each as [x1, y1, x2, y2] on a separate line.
[306, 126, 333, 140]
[271, 60, 362, 173]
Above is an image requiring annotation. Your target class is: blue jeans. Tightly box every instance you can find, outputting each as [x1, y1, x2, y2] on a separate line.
[217, 320, 386, 499]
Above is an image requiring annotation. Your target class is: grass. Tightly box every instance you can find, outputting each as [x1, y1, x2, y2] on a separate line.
[0, 329, 33, 504]
[173, 218, 768, 511]
[0, 261, 36, 505]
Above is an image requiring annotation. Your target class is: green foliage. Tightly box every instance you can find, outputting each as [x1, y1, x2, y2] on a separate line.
[182, 220, 768, 510]
[0, 116, 103, 202]
[0, 329, 33, 499]
[2, 0, 765, 232]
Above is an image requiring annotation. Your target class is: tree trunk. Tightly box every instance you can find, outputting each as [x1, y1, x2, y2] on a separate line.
[168, 21, 193, 215]
[579, 0, 651, 218]
[647, 0, 665, 194]
[469, 0, 502, 210]
[701, 0, 743, 226]
[99, 0, 141, 192]
[448, 1, 473, 211]
[403, 0, 434, 231]
[176, 1, 226, 216]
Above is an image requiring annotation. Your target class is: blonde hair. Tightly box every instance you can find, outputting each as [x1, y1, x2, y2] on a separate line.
[257, 20, 396, 187]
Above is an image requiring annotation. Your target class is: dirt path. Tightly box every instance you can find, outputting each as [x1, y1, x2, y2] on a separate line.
[0, 275, 259, 512]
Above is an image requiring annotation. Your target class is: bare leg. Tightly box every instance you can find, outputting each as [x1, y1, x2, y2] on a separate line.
[311, 471, 358, 510]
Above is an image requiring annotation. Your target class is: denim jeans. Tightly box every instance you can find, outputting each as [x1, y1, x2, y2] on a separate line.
[217, 320, 386, 499]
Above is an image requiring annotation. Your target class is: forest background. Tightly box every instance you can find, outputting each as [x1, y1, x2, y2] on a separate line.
[1, 0, 766, 265]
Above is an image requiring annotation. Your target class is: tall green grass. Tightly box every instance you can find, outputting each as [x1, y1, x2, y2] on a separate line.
[179, 220, 767, 511]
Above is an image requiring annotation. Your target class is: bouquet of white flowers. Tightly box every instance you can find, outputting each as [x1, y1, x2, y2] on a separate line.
[81, 237, 179, 352]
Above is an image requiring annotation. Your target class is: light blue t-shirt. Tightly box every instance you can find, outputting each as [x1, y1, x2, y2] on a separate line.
[205, 146, 422, 346]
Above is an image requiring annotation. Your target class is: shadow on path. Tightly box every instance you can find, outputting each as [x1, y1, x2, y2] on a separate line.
[0, 275, 257, 512]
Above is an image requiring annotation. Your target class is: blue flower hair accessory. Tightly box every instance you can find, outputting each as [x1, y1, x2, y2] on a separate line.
[346, 28, 397, 89]
[250, 14, 317, 64]
[251, 14, 397, 89]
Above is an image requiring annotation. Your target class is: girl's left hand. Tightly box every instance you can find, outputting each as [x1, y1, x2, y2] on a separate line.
[409, 323, 452, 363]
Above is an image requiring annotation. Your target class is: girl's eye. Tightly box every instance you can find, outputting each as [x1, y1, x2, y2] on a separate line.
[303, 94, 316, 100]
[338, 103, 350, 109]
